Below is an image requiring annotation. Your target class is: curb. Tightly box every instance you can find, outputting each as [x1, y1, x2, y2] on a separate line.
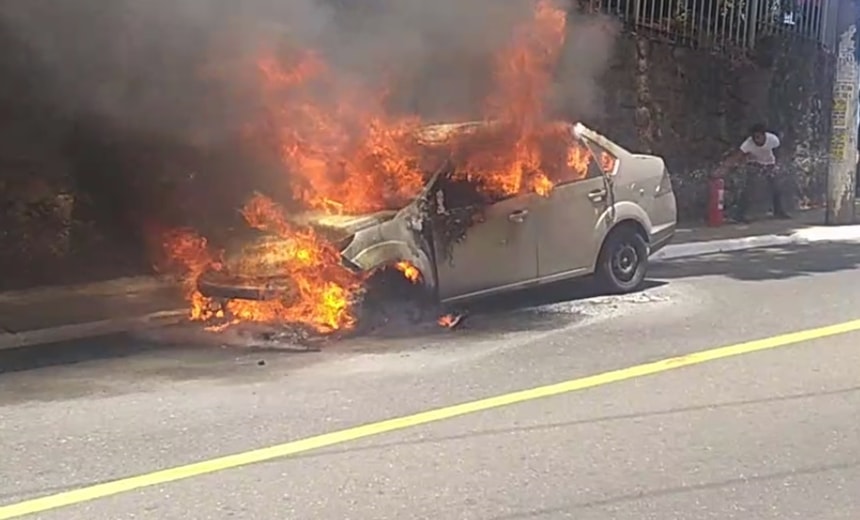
[654, 224, 860, 262]
[0, 276, 177, 304]
[0, 309, 188, 351]
[653, 234, 795, 261]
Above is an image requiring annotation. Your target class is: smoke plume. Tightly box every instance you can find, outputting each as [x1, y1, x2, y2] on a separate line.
[1, 0, 618, 143]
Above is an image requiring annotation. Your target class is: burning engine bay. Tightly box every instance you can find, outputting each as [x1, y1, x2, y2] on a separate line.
[159, 0, 610, 341]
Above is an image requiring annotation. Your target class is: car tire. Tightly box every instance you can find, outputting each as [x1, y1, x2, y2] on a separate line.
[595, 226, 648, 294]
[355, 265, 434, 333]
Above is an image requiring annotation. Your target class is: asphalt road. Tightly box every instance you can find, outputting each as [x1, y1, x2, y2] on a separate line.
[1, 242, 860, 519]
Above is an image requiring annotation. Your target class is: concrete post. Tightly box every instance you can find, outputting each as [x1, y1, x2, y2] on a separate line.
[747, 0, 759, 48]
[825, 0, 859, 225]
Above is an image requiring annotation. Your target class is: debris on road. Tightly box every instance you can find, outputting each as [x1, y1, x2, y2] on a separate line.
[438, 313, 466, 330]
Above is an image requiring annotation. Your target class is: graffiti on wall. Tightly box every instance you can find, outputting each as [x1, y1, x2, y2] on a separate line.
[830, 24, 858, 162]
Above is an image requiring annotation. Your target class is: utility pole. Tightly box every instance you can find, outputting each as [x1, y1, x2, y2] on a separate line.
[826, 0, 859, 225]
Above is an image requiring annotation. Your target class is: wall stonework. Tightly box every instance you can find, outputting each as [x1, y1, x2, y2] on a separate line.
[588, 31, 834, 222]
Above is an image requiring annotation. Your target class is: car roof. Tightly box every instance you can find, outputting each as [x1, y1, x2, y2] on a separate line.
[414, 120, 583, 144]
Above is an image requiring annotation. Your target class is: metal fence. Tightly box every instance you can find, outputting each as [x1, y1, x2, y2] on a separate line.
[585, 0, 841, 52]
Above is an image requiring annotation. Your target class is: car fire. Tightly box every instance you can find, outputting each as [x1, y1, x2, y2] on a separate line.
[158, 0, 677, 338]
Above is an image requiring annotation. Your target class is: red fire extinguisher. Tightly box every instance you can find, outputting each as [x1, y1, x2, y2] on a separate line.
[707, 175, 725, 227]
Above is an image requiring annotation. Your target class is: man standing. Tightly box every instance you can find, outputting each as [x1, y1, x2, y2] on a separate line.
[715, 123, 791, 223]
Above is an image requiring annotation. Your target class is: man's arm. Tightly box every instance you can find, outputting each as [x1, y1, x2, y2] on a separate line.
[768, 133, 781, 162]
[714, 149, 749, 177]
[768, 133, 781, 148]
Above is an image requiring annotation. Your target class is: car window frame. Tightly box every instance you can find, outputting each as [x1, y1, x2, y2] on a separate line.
[547, 136, 605, 188]
[579, 136, 619, 178]
[433, 169, 525, 213]
[429, 131, 620, 210]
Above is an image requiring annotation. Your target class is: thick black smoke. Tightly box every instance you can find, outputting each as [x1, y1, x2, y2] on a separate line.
[1, 0, 617, 139]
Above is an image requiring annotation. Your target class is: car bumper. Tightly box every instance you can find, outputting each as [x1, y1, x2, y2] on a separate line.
[649, 222, 676, 255]
[196, 256, 361, 303]
[196, 270, 294, 301]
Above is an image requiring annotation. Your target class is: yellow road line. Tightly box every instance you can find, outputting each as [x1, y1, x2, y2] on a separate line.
[3, 318, 860, 519]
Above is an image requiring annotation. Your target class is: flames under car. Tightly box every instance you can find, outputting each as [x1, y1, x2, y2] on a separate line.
[196, 209, 412, 305]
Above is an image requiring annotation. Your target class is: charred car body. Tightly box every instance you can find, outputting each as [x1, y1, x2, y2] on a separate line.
[198, 121, 677, 308]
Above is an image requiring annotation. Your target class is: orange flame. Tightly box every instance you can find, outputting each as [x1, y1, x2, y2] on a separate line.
[225, 194, 365, 332]
[566, 143, 591, 181]
[256, 53, 426, 215]
[437, 313, 463, 329]
[160, 228, 224, 322]
[452, 0, 569, 199]
[487, 0, 567, 126]
[532, 173, 555, 196]
[159, 195, 365, 333]
[257, 0, 575, 210]
[600, 152, 617, 173]
[395, 261, 422, 284]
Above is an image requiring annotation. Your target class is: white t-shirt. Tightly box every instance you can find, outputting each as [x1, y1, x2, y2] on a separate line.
[739, 132, 780, 165]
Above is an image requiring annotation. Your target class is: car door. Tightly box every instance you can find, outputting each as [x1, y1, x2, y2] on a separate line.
[431, 178, 538, 304]
[535, 138, 614, 279]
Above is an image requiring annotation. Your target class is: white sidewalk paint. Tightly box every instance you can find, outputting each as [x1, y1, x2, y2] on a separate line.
[792, 224, 860, 242]
[654, 224, 860, 262]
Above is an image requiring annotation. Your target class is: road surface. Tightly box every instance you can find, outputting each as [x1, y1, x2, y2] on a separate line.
[1, 242, 859, 519]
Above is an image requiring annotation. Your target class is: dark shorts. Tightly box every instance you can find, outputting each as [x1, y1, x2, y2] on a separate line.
[744, 163, 777, 177]
[734, 163, 786, 218]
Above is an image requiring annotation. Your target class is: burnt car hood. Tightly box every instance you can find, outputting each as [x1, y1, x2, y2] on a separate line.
[289, 210, 398, 241]
[215, 209, 398, 279]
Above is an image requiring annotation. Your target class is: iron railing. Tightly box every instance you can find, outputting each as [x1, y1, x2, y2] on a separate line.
[584, 0, 841, 52]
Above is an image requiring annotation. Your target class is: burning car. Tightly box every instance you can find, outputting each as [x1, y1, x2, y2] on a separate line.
[196, 120, 677, 313]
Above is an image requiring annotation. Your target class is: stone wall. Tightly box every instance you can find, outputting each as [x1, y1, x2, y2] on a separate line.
[588, 31, 835, 222]
[0, 24, 80, 290]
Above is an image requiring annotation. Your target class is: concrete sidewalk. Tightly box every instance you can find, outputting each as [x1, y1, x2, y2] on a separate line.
[655, 206, 860, 261]
[0, 276, 188, 351]
[673, 207, 827, 244]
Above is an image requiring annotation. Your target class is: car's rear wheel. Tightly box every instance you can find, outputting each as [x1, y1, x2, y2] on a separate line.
[595, 226, 648, 294]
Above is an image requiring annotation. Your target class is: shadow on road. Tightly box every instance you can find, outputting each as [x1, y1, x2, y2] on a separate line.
[285, 385, 859, 464]
[0, 277, 668, 374]
[354, 279, 667, 342]
[489, 459, 860, 519]
[0, 334, 165, 375]
[651, 242, 860, 282]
